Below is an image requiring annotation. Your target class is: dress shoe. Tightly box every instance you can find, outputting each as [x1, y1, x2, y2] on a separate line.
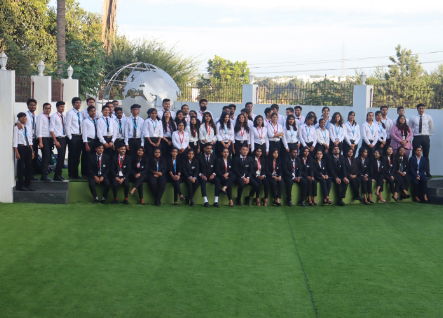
[213, 202, 219, 208]
[203, 202, 209, 208]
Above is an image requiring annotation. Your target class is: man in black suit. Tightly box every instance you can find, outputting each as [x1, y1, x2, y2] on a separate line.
[147, 148, 167, 205]
[198, 144, 219, 207]
[233, 145, 254, 205]
[215, 148, 235, 206]
[181, 149, 200, 206]
[328, 145, 348, 205]
[408, 146, 431, 202]
[284, 148, 307, 206]
[110, 145, 131, 204]
[344, 148, 361, 201]
[87, 144, 110, 203]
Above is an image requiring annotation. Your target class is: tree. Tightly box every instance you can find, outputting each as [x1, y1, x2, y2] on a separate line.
[56, 0, 67, 75]
[102, 0, 118, 53]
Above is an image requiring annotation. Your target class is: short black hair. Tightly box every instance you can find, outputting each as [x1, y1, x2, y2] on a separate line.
[380, 105, 388, 110]
[112, 100, 119, 103]
[245, 102, 253, 107]
[72, 97, 81, 104]
[86, 97, 96, 103]
[162, 98, 171, 103]
[26, 98, 37, 106]
[181, 104, 189, 109]
[105, 102, 113, 107]
[397, 106, 405, 111]
[114, 107, 123, 112]
[56, 101, 65, 108]
[17, 112, 27, 119]
[87, 105, 96, 112]
[228, 104, 236, 109]
[321, 106, 330, 112]
[294, 105, 302, 111]
[131, 104, 141, 109]
[43, 103, 51, 108]
[102, 105, 110, 111]
[286, 107, 294, 111]
[199, 99, 208, 104]
[416, 103, 425, 109]
[270, 104, 279, 110]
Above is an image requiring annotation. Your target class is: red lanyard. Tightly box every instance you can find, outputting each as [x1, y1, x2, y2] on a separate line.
[178, 131, 185, 144]
[206, 124, 211, 136]
[97, 155, 101, 168]
[272, 123, 278, 135]
[273, 160, 277, 171]
[258, 127, 264, 139]
[240, 127, 245, 137]
[257, 158, 261, 171]
[224, 159, 228, 172]
[118, 155, 124, 169]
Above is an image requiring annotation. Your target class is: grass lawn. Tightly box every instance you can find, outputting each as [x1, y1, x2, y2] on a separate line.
[0, 202, 442, 318]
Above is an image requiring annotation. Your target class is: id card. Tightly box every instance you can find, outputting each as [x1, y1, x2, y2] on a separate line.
[118, 171, 123, 177]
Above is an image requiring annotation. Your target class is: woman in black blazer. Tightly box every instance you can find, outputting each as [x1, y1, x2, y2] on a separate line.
[167, 148, 184, 205]
[215, 148, 235, 207]
[250, 148, 269, 206]
[181, 149, 200, 206]
[371, 149, 386, 203]
[300, 147, 315, 206]
[394, 146, 410, 199]
[383, 146, 398, 201]
[267, 149, 283, 206]
[147, 148, 167, 205]
[313, 150, 332, 205]
[344, 147, 361, 201]
[357, 148, 373, 205]
[408, 146, 430, 203]
[129, 146, 148, 204]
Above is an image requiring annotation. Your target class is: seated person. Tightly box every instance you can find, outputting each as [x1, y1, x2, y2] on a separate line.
[110, 144, 131, 204]
[129, 146, 148, 204]
[215, 148, 235, 207]
[408, 146, 430, 203]
[147, 148, 167, 206]
[198, 143, 219, 207]
[284, 148, 307, 206]
[87, 143, 110, 203]
[167, 148, 184, 205]
[181, 149, 200, 206]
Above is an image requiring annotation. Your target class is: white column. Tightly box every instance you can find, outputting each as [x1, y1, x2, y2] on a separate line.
[353, 84, 373, 124]
[61, 78, 79, 112]
[31, 75, 52, 105]
[242, 84, 258, 105]
[0, 69, 16, 202]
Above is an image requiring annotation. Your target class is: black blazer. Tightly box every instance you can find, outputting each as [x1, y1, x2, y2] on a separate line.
[299, 157, 314, 178]
[215, 157, 233, 177]
[267, 158, 282, 178]
[371, 159, 386, 179]
[233, 156, 253, 179]
[394, 155, 408, 174]
[344, 156, 359, 176]
[251, 156, 268, 178]
[283, 156, 302, 180]
[166, 158, 182, 176]
[198, 153, 217, 176]
[383, 156, 395, 177]
[88, 153, 110, 178]
[148, 158, 167, 176]
[181, 158, 200, 179]
[408, 156, 430, 179]
[131, 156, 148, 178]
[110, 154, 131, 179]
[328, 155, 347, 179]
[357, 157, 371, 177]
[313, 159, 329, 180]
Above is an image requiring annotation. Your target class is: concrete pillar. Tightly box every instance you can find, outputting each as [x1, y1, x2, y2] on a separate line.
[61, 78, 79, 112]
[353, 84, 373, 124]
[242, 84, 258, 105]
[0, 69, 16, 202]
[31, 75, 52, 105]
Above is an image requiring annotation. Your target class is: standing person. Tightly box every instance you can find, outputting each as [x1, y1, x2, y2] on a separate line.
[233, 145, 254, 206]
[49, 101, 67, 181]
[300, 115, 317, 156]
[182, 149, 200, 206]
[13, 112, 34, 191]
[250, 148, 269, 206]
[361, 112, 378, 158]
[143, 108, 163, 158]
[81, 97, 96, 119]
[245, 102, 257, 121]
[410, 103, 433, 161]
[216, 111, 234, 156]
[408, 146, 430, 203]
[263, 107, 273, 127]
[65, 97, 83, 179]
[396, 106, 409, 124]
[25, 98, 38, 176]
[328, 145, 348, 206]
[157, 98, 176, 120]
[175, 110, 186, 127]
[267, 149, 283, 206]
[147, 148, 167, 205]
[125, 104, 144, 157]
[113, 107, 126, 149]
[97, 105, 116, 158]
[161, 110, 176, 156]
[300, 147, 315, 206]
[329, 112, 345, 153]
[228, 104, 237, 123]
[283, 115, 299, 157]
[233, 113, 250, 155]
[285, 107, 294, 119]
[284, 148, 306, 206]
[344, 148, 361, 202]
[315, 118, 330, 155]
[270, 104, 285, 126]
[110, 145, 131, 204]
[187, 116, 200, 154]
[394, 146, 410, 200]
[343, 111, 360, 157]
[181, 104, 190, 123]
[390, 115, 412, 156]
[357, 148, 373, 205]
[82, 106, 98, 157]
[129, 147, 148, 205]
[172, 121, 189, 163]
[196, 99, 211, 122]
[384, 146, 398, 201]
[215, 148, 235, 207]
[199, 112, 217, 152]
[250, 115, 269, 155]
[36, 103, 52, 181]
[266, 112, 284, 156]
[313, 150, 332, 205]
[380, 105, 394, 147]
[318, 106, 331, 129]
[167, 148, 184, 205]
[198, 144, 219, 207]
[87, 144, 110, 203]
[375, 111, 387, 153]
[371, 149, 386, 203]
[294, 105, 305, 127]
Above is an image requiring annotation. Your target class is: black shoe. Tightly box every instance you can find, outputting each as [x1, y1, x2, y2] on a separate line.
[244, 196, 250, 205]
[298, 201, 306, 207]
[101, 198, 107, 204]
[53, 175, 64, 181]
[93, 197, 100, 203]
[123, 200, 129, 205]
[236, 199, 242, 206]
[112, 199, 119, 204]
[189, 200, 194, 206]
[287, 201, 293, 207]
[337, 200, 345, 206]
[203, 202, 209, 208]
[40, 176, 52, 182]
[213, 202, 219, 208]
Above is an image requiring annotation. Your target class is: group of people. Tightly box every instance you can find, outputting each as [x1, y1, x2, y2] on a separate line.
[13, 97, 434, 206]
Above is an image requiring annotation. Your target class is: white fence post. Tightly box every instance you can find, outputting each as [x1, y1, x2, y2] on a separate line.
[62, 66, 79, 112]
[31, 61, 52, 105]
[353, 84, 373, 124]
[0, 53, 16, 202]
[242, 84, 258, 106]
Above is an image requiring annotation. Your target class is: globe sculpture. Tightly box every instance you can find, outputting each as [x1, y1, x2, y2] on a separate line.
[102, 62, 180, 116]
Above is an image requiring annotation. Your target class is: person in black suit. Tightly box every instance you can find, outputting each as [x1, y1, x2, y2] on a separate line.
[284, 148, 307, 206]
[408, 146, 430, 203]
[250, 148, 269, 206]
[268, 149, 283, 206]
[198, 144, 220, 207]
[129, 146, 148, 204]
[344, 148, 361, 201]
[357, 148, 373, 205]
[110, 145, 131, 204]
[147, 148, 167, 205]
[394, 146, 410, 200]
[167, 148, 184, 205]
[328, 145, 348, 206]
[87, 144, 110, 203]
[181, 149, 200, 206]
[215, 147, 235, 207]
[371, 149, 386, 203]
[313, 150, 332, 205]
[384, 146, 398, 201]
[233, 145, 254, 206]
[300, 147, 315, 206]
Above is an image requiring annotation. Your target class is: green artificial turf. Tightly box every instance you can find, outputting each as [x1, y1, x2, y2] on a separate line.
[0, 203, 442, 318]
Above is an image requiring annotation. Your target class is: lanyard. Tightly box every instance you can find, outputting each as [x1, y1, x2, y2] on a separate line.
[224, 159, 228, 172]
[178, 131, 185, 145]
[206, 123, 212, 136]
[104, 117, 110, 133]
[321, 129, 327, 141]
[57, 112, 65, 135]
[240, 127, 245, 137]
[305, 125, 311, 139]
[273, 160, 277, 172]
[334, 125, 340, 137]
[258, 127, 264, 140]
[118, 119, 122, 134]
[349, 122, 355, 136]
[271, 123, 278, 135]
[118, 156, 124, 169]
[97, 155, 102, 169]
[368, 123, 374, 136]
[152, 119, 157, 131]
[256, 158, 261, 171]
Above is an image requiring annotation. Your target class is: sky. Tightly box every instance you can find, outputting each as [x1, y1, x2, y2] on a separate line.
[70, 0, 443, 77]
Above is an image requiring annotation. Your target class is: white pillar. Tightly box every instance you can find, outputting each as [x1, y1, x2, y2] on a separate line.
[61, 78, 79, 112]
[242, 84, 258, 105]
[353, 84, 373, 124]
[0, 69, 16, 202]
[31, 75, 52, 105]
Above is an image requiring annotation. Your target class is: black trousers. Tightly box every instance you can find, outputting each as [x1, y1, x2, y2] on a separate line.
[412, 177, 428, 199]
[360, 176, 372, 195]
[131, 175, 145, 199]
[348, 177, 361, 199]
[285, 178, 307, 203]
[315, 178, 332, 198]
[373, 175, 384, 191]
[234, 140, 248, 155]
[253, 143, 267, 156]
[161, 138, 172, 158]
[333, 178, 347, 199]
[395, 173, 409, 193]
[32, 138, 39, 175]
[185, 178, 200, 201]
[81, 142, 87, 177]
[16, 145, 32, 189]
[112, 177, 130, 198]
[40, 137, 53, 178]
[128, 138, 142, 158]
[385, 176, 396, 193]
[148, 175, 166, 204]
[68, 135, 82, 178]
[249, 176, 269, 198]
[144, 137, 160, 158]
[54, 137, 67, 177]
[268, 140, 282, 156]
[200, 176, 220, 197]
[218, 175, 235, 200]
[412, 135, 430, 159]
[88, 177, 110, 199]
[237, 178, 257, 200]
[168, 175, 182, 201]
[103, 136, 114, 158]
[269, 177, 282, 199]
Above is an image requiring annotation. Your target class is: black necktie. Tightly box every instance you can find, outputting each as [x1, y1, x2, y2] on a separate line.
[106, 118, 109, 133]
[118, 119, 122, 134]
[77, 112, 81, 134]
[31, 114, 36, 138]
[93, 119, 97, 138]
[419, 115, 423, 134]
[61, 114, 65, 135]
[24, 127, 29, 146]
[133, 118, 137, 138]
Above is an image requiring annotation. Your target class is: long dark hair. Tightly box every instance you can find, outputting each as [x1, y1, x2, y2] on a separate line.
[285, 114, 297, 131]
[162, 111, 176, 133]
[305, 111, 317, 125]
[203, 112, 216, 131]
[253, 115, 264, 128]
[347, 111, 357, 126]
[234, 113, 250, 133]
[218, 111, 231, 130]
[396, 115, 409, 137]
[330, 112, 343, 126]
[189, 116, 200, 138]
[375, 111, 386, 129]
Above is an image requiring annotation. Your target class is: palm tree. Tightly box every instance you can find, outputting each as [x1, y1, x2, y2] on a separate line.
[56, 0, 66, 75]
[102, 0, 118, 54]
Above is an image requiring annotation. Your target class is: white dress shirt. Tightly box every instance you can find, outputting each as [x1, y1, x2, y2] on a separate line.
[250, 126, 269, 152]
[142, 118, 164, 138]
[157, 109, 176, 120]
[216, 122, 234, 142]
[199, 123, 217, 143]
[283, 126, 299, 150]
[409, 113, 434, 136]
[197, 110, 213, 122]
[381, 116, 394, 138]
[13, 125, 32, 147]
[65, 108, 83, 139]
[186, 125, 199, 144]
[25, 110, 37, 139]
[36, 114, 51, 138]
[125, 116, 145, 145]
[82, 117, 98, 142]
[97, 116, 116, 144]
[49, 112, 66, 137]
[234, 126, 250, 142]
[329, 124, 345, 143]
[294, 115, 305, 127]
[300, 124, 317, 147]
[267, 122, 284, 142]
[114, 117, 126, 140]
[376, 121, 387, 142]
[172, 130, 189, 149]
[344, 121, 361, 145]
[361, 122, 378, 146]
[316, 127, 330, 147]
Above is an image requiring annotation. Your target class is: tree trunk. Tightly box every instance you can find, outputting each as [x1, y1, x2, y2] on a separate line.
[102, 0, 118, 54]
[56, 0, 66, 76]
